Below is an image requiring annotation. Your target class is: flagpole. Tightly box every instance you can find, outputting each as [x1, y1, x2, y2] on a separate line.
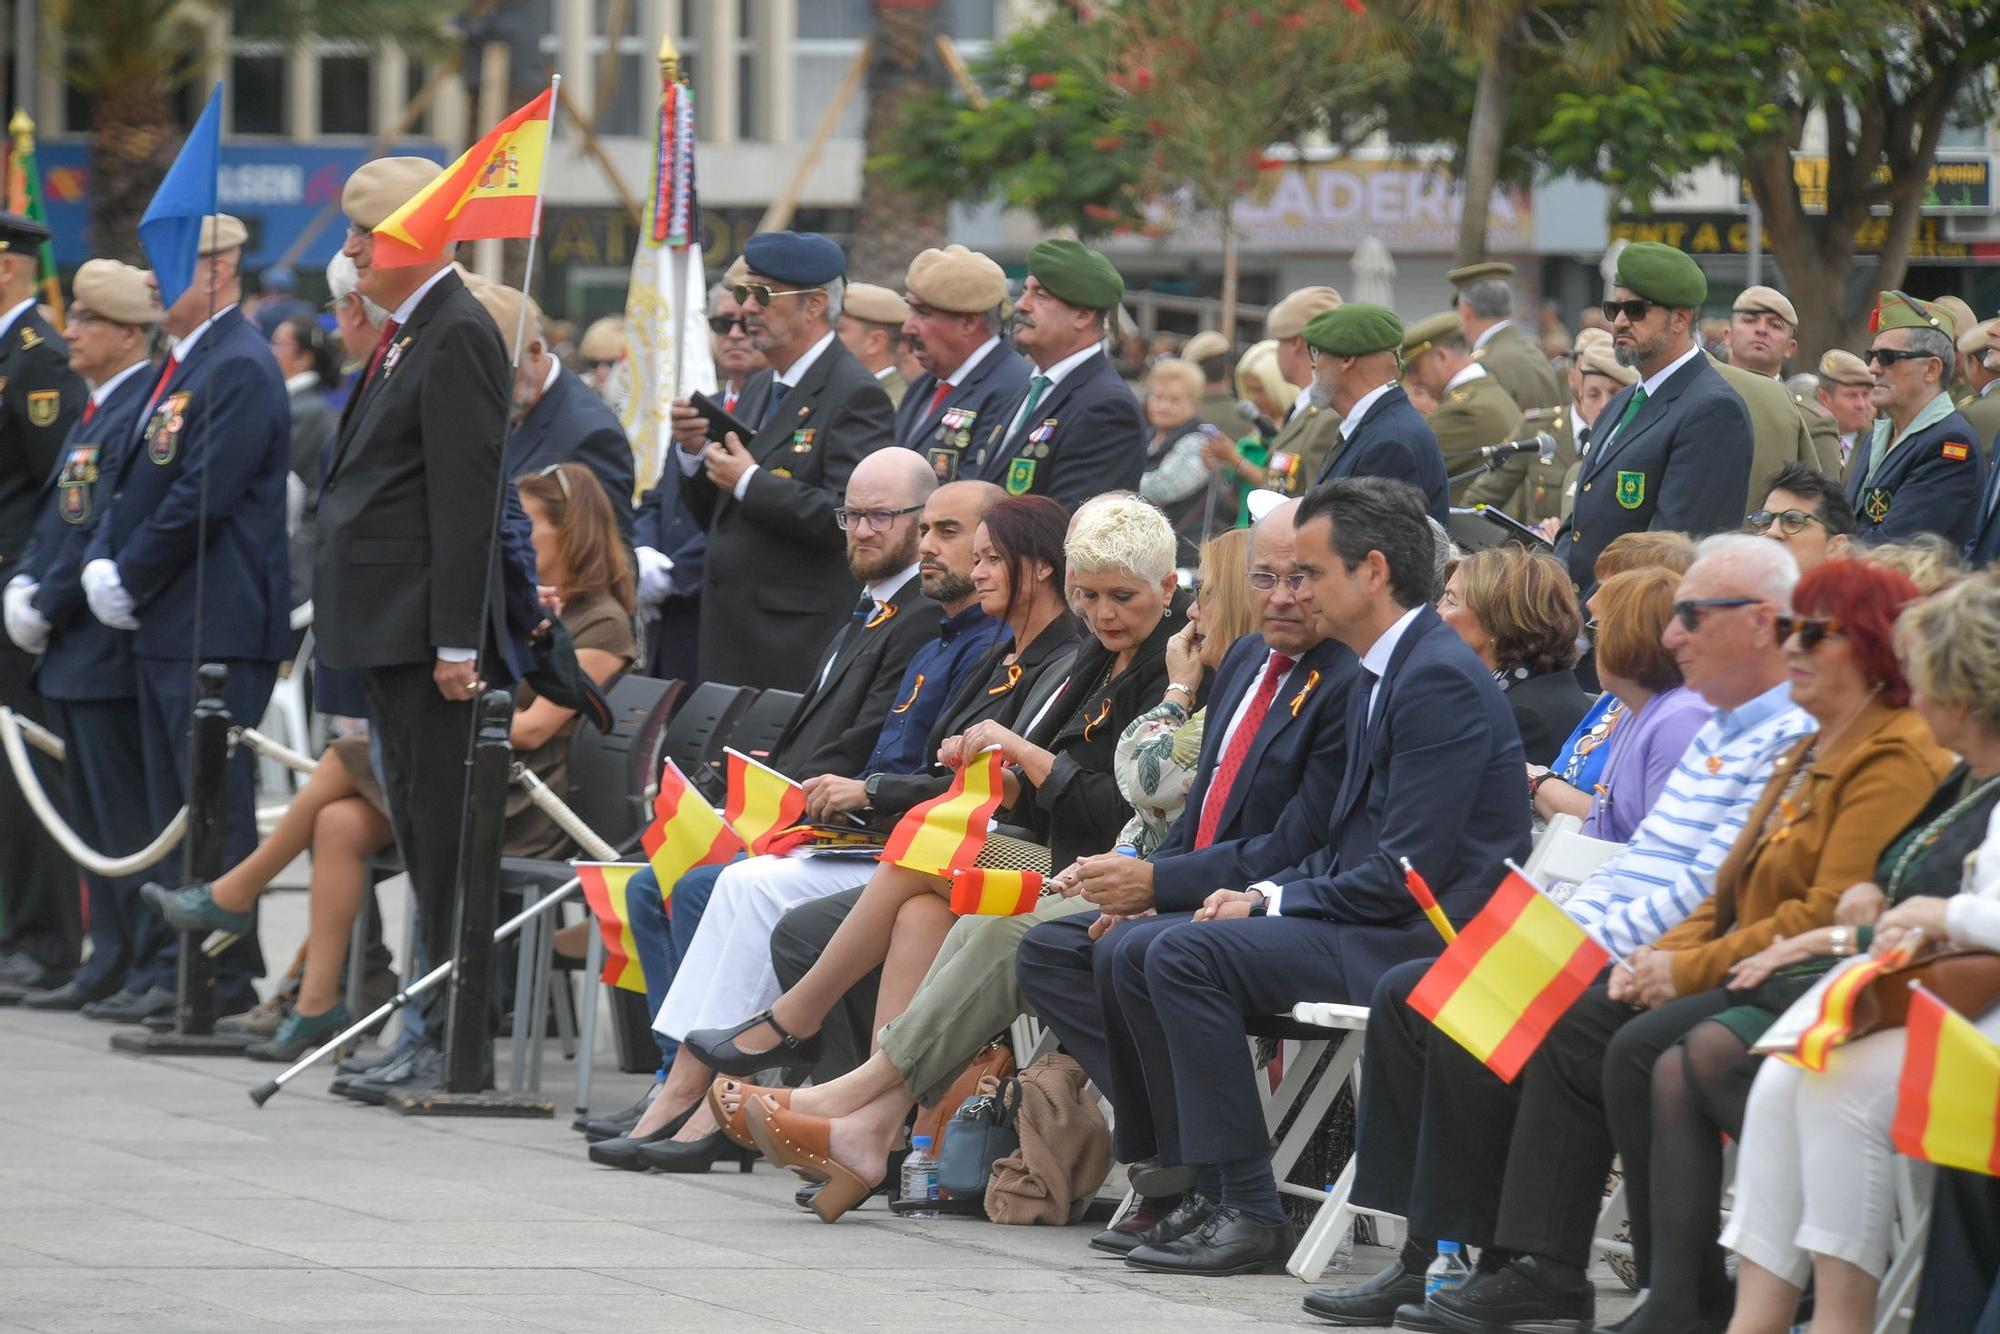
[660, 39, 688, 409]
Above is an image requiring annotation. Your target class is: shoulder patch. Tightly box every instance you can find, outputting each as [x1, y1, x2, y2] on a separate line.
[18, 325, 41, 350]
[1943, 441, 1971, 461]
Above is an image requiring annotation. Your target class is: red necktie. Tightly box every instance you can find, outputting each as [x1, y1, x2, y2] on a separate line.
[361, 319, 403, 389]
[82, 398, 97, 424]
[1193, 653, 1294, 849]
[926, 380, 952, 419]
[143, 353, 181, 419]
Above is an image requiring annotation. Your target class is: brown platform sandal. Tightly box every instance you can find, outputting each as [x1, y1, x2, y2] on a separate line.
[743, 1096, 880, 1224]
[705, 1077, 791, 1152]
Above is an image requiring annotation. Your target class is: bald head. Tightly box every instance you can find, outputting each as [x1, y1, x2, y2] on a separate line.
[1249, 497, 1320, 655]
[918, 480, 1006, 611]
[846, 446, 940, 508]
[842, 447, 936, 582]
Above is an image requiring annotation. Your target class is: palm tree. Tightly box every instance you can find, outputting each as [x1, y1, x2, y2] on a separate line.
[849, 0, 950, 285]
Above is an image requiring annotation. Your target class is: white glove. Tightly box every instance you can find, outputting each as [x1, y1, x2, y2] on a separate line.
[82, 558, 138, 630]
[635, 545, 674, 608]
[3, 576, 49, 654]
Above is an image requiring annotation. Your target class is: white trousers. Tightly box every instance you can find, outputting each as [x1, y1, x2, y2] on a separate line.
[652, 854, 869, 1043]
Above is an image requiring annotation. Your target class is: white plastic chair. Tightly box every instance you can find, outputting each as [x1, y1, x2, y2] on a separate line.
[1278, 1001, 1389, 1281]
[1524, 816, 1622, 901]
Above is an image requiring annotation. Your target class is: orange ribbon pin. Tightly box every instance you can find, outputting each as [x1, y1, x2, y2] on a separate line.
[1288, 669, 1321, 718]
[987, 663, 1023, 696]
[865, 602, 898, 630]
[890, 674, 926, 714]
[1081, 698, 1113, 740]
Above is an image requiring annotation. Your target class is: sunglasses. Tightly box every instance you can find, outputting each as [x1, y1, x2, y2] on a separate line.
[731, 283, 816, 308]
[707, 314, 747, 335]
[1600, 298, 1655, 324]
[1671, 597, 1757, 632]
[1775, 614, 1844, 650]
[536, 461, 572, 503]
[1865, 347, 1938, 369]
[1746, 508, 1826, 537]
[1247, 570, 1310, 591]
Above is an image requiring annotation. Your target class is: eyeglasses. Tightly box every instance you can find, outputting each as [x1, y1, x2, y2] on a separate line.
[536, 462, 572, 503]
[834, 502, 924, 532]
[1865, 347, 1938, 369]
[731, 283, 815, 308]
[1746, 508, 1827, 537]
[1247, 570, 1309, 591]
[707, 314, 747, 335]
[1775, 614, 1844, 650]
[1600, 298, 1654, 325]
[1671, 597, 1758, 631]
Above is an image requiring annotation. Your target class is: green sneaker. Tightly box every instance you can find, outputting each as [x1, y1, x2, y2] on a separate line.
[245, 1003, 351, 1062]
[140, 881, 253, 935]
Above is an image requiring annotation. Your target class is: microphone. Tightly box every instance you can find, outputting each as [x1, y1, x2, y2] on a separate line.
[1236, 399, 1278, 442]
[1479, 431, 1558, 466]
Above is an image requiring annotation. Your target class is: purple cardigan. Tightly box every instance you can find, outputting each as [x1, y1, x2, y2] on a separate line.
[1582, 685, 1714, 843]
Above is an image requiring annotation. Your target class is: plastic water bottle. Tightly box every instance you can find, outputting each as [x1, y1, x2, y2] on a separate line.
[1113, 843, 1140, 858]
[1426, 1240, 1473, 1294]
[900, 1135, 939, 1217]
[1324, 1183, 1354, 1272]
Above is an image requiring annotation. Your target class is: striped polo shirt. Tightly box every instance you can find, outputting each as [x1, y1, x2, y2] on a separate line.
[1564, 680, 1816, 958]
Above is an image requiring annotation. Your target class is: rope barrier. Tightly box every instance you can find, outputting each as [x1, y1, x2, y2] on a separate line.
[0, 706, 188, 878]
[233, 725, 317, 777]
[11, 710, 65, 762]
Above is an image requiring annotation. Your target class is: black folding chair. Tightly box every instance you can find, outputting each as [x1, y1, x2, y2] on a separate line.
[660, 681, 756, 802]
[720, 688, 803, 767]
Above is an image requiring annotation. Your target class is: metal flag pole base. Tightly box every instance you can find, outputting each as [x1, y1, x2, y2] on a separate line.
[389, 1087, 556, 1119]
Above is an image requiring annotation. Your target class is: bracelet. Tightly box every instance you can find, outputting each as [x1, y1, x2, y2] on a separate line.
[1527, 770, 1554, 798]
[1164, 682, 1195, 701]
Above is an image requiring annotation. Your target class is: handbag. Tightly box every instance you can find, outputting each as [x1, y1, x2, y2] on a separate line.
[1847, 947, 2000, 1041]
[938, 1076, 1023, 1201]
[910, 1038, 1016, 1161]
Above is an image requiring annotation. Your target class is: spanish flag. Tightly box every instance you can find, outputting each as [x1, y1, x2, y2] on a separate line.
[1892, 985, 2000, 1176]
[1409, 869, 1608, 1082]
[577, 863, 649, 992]
[372, 86, 555, 267]
[950, 867, 1043, 916]
[1784, 936, 1921, 1071]
[722, 748, 807, 856]
[881, 749, 1005, 877]
[643, 759, 738, 887]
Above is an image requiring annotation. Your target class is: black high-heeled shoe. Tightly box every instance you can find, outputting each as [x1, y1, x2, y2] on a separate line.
[586, 1102, 694, 1171]
[683, 1008, 822, 1078]
[634, 1127, 757, 1174]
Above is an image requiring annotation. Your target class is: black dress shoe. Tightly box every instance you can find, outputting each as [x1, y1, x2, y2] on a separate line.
[19, 978, 120, 1011]
[635, 1127, 757, 1174]
[1125, 1157, 1200, 1198]
[587, 1104, 696, 1171]
[1392, 1301, 1452, 1332]
[1429, 1254, 1595, 1333]
[1097, 1193, 1216, 1255]
[1124, 1204, 1296, 1276]
[574, 1082, 660, 1142]
[0, 952, 64, 989]
[83, 986, 174, 1023]
[332, 1045, 443, 1105]
[1593, 1302, 1727, 1334]
[1302, 1259, 1429, 1325]
[682, 1009, 822, 1078]
[1090, 1192, 1183, 1255]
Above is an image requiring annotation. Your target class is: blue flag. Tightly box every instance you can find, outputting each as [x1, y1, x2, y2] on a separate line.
[139, 82, 223, 309]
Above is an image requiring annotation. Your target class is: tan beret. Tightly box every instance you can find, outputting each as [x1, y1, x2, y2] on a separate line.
[721, 254, 750, 287]
[1817, 349, 1872, 387]
[842, 282, 910, 327]
[1930, 296, 1977, 350]
[1447, 260, 1515, 288]
[71, 259, 159, 326]
[343, 156, 443, 230]
[467, 283, 545, 364]
[904, 244, 1008, 314]
[1577, 344, 1639, 386]
[1961, 317, 1999, 357]
[1573, 326, 1614, 356]
[197, 214, 247, 256]
[1732, 284, 1797, 326]
[1265, 285, 1342, 340]
[1182, 330, 1231, 364]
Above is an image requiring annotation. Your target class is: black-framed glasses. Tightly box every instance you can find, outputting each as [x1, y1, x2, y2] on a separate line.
[1866, 347, 1938, 369]
[707, 314, 747, 335]
[536, 462, 573, 502]
[731, 282, 815, 308]
[1747, 508, 1826, 537]
[1601, 298, 1654, 325]
[1671, 597, 1757, 631]
[834, 502, 923, 531]
[1775, 614, 1844, 650]
[1247, 570, 1309, 592]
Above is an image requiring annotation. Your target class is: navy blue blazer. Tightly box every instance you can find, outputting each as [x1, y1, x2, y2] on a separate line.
[967, 347, 1146, 507]
[1968, 455, 2000, 568]
[1267, 605, 1530, 1000]
[894, 339, 1033, 484]
[1555, 351, 1751, 588]
[88, 306, 291, 663]
[1848, 407, 1986, 549]
[18, 364, 154, 700]
[1315, 385, 1450, 526]
[506, 365, 635, 540]
[1148, 631, 1359, 912]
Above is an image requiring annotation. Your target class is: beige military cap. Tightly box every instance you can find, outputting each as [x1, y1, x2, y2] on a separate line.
[343, 157, 444, 230]
[1817, 349, 1873, 387]
[904, 244, 1008, 314]
[197, 214, 248, 256]
[843, 282, 910, 327]
[467, 282, 545, 364]
[1265, 285, 1342, 341]
[1732, 285, 1797, 326]
[72, 259, 160, 326]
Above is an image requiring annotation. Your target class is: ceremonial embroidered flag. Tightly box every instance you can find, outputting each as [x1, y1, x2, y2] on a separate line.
[1409, 869, 1608, 1082]
[1892, 985, 2000, 1176]
[722, 748, 807, 855]
[6, 111, 62, 323]
[881, 749, 1005, 876]
[1400, 858, 1458, 944]
[949, 867, 1043, 916]
[642, 759, 738, 886]
[138, 82, 221, 307]
[1785, 935, 1921, 1071]
[372, 87, 555, 267]
[577, 862, 648, 992]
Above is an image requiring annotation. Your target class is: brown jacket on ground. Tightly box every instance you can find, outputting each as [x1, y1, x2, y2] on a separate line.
[984, 1052, 1112, 1226]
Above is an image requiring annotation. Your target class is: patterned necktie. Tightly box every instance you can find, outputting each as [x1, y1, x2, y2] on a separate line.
[1193, 654, 1294, 848]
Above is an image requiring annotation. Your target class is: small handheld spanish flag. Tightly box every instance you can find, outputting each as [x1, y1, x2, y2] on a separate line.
[880, 749, 1005, 877]
[949, 867, 1044, 916]
[1400, 858, 1457, 944]
[643, 759, 738, 887]
[1783, 932, 1921, 1071]
[576, 863, 649, 992]
[1892, 983, 2000, 1176]
[723, 748, 808, 855]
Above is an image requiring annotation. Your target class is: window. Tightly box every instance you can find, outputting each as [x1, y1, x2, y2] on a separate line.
[320, 55, 373, 136]
[230, 51, 288, 135]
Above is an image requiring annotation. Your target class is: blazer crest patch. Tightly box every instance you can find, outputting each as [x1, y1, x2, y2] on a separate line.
[146, 391, 192, 464]
[1863, 486, 1893, 525]
[926, 446, 959, 483]
[27, 389, 60, 427]
[1614, 470, 1645, 510]
[1005, 457, 1037, 496]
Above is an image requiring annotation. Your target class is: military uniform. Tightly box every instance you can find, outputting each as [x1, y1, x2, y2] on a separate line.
[1259, 399, 1342, 498]
[1711, 354, 1819, 508]
[1959, 384, 2000, 460]
[877, 366, 907, 410]
[1466, 321, 1571, 521]
[1801, 395, 1846, 478]
[1431, 369, 1526, 505]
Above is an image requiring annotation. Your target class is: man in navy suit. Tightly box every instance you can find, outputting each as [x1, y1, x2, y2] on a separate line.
[82, 215, 289, 1017]
[1095, 477, 1529, 1277]
[3, 260, 159, 1009]
[1969, 449, 2000, 567]
[966, 239, 1145, 507]
[1555, 242, 1752, 590]
[893, 244, 1030, 483]
[1016, 495, 1359, 1253]
[1300, 302, 1450, 524]
[1848, 290, 1986, 549]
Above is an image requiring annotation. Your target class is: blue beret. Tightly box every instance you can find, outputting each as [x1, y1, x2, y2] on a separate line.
[741, 231, 846, 286]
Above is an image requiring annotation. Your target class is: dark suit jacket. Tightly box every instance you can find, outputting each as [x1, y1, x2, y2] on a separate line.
[1555, 350, 1752, 588]
[89, 306, 289, 662]
[769, 574, 938, 782]
[894, 338, 1033, 483]
[633, 471, 708, 683]
[968, 347, 1146, 507]
[1848, 407, 1986, 549]
[680, 337, 894, 689]
[0, 306, 85, 578]
[19, 363, 152, 700]
[1149, 632, 1358, 911]
[314, 271, 511, 675]
[1503, 666, 1594, 768]
[1316, 384, 1450, 525]
[1968, 453, 2000, 568]
[1268, 605, 1530, 1000]
[507, 365, 636, 540]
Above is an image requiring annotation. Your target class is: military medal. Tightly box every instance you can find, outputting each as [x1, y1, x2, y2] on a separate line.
[57, 445, 98, 523]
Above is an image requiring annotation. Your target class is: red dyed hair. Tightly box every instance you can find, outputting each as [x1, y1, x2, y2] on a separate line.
[1793, 560, 1920, 707]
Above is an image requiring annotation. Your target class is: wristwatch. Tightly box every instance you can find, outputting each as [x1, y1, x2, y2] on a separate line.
[863, 773, 882, 805]
[1247, 888, 1268, 917]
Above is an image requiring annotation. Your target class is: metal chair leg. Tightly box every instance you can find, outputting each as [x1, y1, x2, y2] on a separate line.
[573, 930, 603, 1115]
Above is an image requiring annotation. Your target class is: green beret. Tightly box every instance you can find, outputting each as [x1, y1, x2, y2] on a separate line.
[1874, 289, 1953, 338]
[1614, 241, 1707, 308]
[1303, 302, 1403, 357]
[1400, 311, 1462, 358]
[1446, 260, 1513, 289]
[1026, 238, 1123, 311]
